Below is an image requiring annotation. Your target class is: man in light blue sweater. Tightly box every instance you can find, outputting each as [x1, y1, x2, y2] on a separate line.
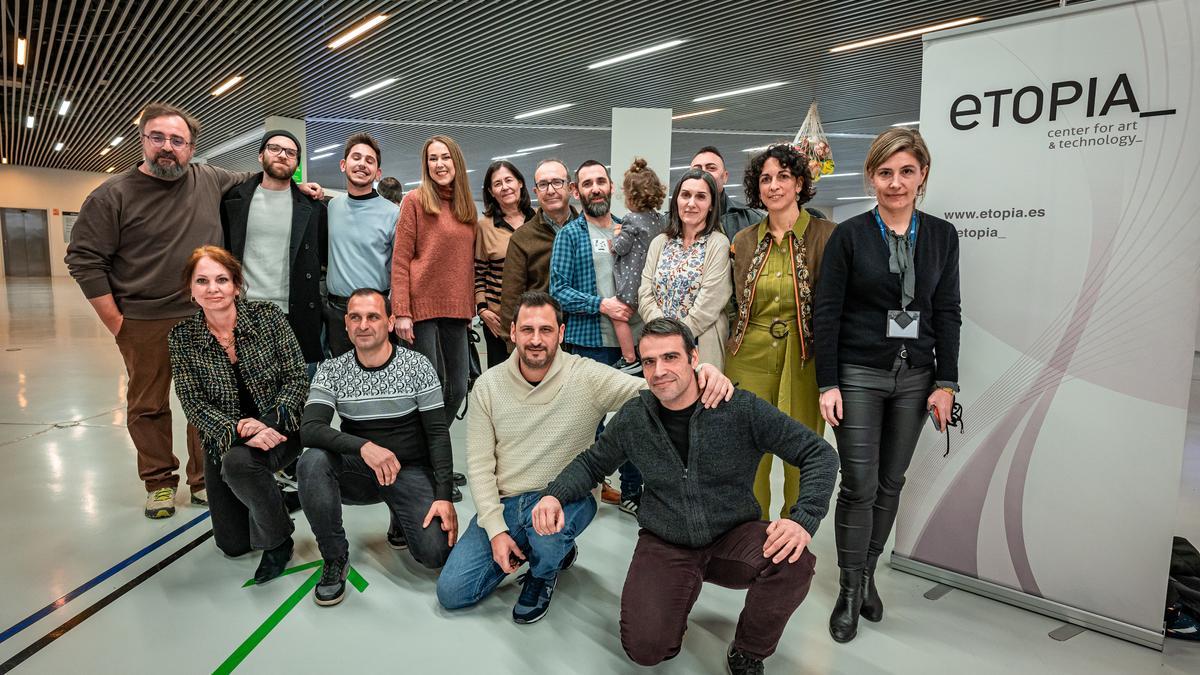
[324, 132, 400, 357]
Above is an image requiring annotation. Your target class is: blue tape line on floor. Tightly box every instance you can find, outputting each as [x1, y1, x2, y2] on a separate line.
[0, 509, 212, 644]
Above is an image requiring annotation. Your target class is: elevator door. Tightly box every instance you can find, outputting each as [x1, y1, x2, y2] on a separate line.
[1, 208, 52, 277]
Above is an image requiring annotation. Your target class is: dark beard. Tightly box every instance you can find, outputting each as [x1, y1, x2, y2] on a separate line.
[146, 152, 186, 180]
[262, 157, 294, 181]
[583, 196, 611, 217]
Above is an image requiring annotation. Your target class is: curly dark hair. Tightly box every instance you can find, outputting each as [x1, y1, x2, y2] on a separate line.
[743, 144, 814, 209]
[621, 157, 667, 212]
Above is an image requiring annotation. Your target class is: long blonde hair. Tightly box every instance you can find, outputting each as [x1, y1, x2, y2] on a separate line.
[417, 135, 477, 224]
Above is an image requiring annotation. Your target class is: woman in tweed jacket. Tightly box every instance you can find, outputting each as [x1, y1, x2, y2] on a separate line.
[168, 246, 308, 584]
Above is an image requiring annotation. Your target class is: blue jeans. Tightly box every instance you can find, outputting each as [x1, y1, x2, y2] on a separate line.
[436, 491, 597, 609]
[564, 343, 644, 498]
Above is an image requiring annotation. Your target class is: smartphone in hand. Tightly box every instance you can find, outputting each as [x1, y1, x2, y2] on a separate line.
[928, 407, 942, 432]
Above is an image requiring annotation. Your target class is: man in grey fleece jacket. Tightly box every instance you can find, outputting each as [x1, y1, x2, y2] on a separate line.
[533, 318, 837, 674]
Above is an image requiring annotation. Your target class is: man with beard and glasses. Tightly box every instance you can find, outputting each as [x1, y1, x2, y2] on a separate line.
[323, 133, 400, 358]
[67, 103, 324, 519]
[548, 160, 644, 515]
[436, 291, 733, 624]
[498, 159, 579, 338]
[220, 130, 327, 376]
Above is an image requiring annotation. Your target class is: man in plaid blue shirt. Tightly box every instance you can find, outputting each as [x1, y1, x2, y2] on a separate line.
[548, 159, 644, 511]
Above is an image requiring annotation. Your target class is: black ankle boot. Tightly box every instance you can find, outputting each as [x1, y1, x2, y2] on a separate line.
[254, 537, 293, 584]
[860, 555, 883, 623]
[829, 568, 865, 643]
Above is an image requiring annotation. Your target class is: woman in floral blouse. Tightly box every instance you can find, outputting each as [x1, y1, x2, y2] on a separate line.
[168, 246, 308, 585]
[637, 169, 732, 368]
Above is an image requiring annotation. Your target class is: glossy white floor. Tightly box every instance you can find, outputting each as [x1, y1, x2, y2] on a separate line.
[0, 277, 1198, 674]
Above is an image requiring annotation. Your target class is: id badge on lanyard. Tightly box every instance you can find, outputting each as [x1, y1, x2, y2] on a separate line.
[874, 208, 920, 339]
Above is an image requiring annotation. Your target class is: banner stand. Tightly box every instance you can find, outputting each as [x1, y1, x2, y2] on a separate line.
[891, 554, 1164, 650]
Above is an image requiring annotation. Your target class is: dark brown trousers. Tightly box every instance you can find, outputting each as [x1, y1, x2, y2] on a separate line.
[115, 317, 204, 492]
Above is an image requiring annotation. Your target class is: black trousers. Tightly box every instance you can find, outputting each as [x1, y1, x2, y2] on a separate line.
[832, 357, 933, 570]
[206, 438, 302, 557]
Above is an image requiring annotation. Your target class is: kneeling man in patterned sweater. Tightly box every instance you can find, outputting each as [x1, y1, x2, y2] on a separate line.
[298, 288, 458, 607]
[533, 318, 838, 674]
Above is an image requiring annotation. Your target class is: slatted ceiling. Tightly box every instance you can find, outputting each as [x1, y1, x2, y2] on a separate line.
[3, 0, 1078, 200]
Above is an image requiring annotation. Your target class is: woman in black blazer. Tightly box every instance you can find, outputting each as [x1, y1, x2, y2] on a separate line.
[814, 129, 962, 643]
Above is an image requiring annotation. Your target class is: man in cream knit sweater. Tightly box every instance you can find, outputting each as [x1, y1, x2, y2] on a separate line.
[435, 291, 731, 624]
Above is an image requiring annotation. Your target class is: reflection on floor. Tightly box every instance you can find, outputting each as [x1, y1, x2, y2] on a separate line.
[1, 278, 1198, 674]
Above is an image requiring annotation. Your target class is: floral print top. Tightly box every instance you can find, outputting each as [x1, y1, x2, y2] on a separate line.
[652, 234, 710, 320]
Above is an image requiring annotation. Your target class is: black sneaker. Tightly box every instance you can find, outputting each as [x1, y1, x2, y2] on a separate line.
[452, 472, 467, 487]
[314, 555, 349, 606]
[253, 537, 293, 585]
[612, 356, 643, 376]
[619, 494, 640, 517]
[386, 523, 408, 550]
[726, 645, 765, 675]
[512, 572, 558, 624]
[560, 544, 578, 572]
[451, 486, 463, 503]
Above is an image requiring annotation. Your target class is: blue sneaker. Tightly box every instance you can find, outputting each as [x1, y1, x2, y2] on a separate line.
[1166, 606, 1200, 641]
[513, 572, 558, 624]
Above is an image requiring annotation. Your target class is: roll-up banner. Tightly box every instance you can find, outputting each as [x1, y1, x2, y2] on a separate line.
[893, 0, 1200, 650]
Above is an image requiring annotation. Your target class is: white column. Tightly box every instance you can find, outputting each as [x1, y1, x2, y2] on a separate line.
[609, 108, 671, 218]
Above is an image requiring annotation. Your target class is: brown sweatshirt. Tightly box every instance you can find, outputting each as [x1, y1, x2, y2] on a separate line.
[65, 163, 250, 319]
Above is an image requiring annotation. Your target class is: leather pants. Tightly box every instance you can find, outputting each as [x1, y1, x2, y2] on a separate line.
[832, 356, 934, 570]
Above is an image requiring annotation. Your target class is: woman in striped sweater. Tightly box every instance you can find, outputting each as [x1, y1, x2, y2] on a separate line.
[475, 160, 536, 368]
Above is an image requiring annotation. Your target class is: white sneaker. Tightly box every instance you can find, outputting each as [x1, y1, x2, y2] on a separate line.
[145, 487, 176, 519]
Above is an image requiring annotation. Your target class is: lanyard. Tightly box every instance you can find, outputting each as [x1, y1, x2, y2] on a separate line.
[873, 208, 918, 248]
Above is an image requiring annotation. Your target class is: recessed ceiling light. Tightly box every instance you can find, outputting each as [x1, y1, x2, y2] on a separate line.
[492, 152, 530, 160]
[694, 82, 786, 103]
[724, 184, 741, 189]
[58, 100, 71, 116]
[211, 75, 244, 97]
[515, 143, 562, 153]
[588, 39, 686, 69]
[1, 157, 7, 164]
[671, 108, 724, 120]
[669, 165, 690, 170]
[25, 116, 34, 129]
[110, 136, 124, 146]
[16, 38, 27, 66]
[105, 166, 115, 173]
[349, 78, 397, 99]
[313, 144, 340, 153]
[831, 17, 982, 53]
[99, 147, 111, 156]
[309, 153, 334, 160]
[514, 103, 573, 120]
[132, 113, 142, 127]
[741, 145, 772, 153]
[328, 14, 389, 50]
[825, 172, 861, 178]
[404, 180, 422, 186]
[837, 196, 877, 201]
[891, 121, 920, 127]
[53, 142, 64, 152]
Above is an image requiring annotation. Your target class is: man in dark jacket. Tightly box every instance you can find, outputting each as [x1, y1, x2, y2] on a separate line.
[220, 130, 327, 370]
[532, 317, 837, 675]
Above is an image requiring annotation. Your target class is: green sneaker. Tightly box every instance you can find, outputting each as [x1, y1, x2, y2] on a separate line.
[144, 487, 176, 519]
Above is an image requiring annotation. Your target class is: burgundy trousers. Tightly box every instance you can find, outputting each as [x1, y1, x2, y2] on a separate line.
[620, 520, 817, 665]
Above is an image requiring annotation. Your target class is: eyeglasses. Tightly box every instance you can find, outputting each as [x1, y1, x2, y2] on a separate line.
[534, 179, 567, 192]
[264, 143, 298, 159]
[143, 133, 191, 150]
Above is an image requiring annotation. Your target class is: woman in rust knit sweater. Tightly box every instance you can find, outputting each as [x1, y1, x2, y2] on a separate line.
[392, 135, 478, 422]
